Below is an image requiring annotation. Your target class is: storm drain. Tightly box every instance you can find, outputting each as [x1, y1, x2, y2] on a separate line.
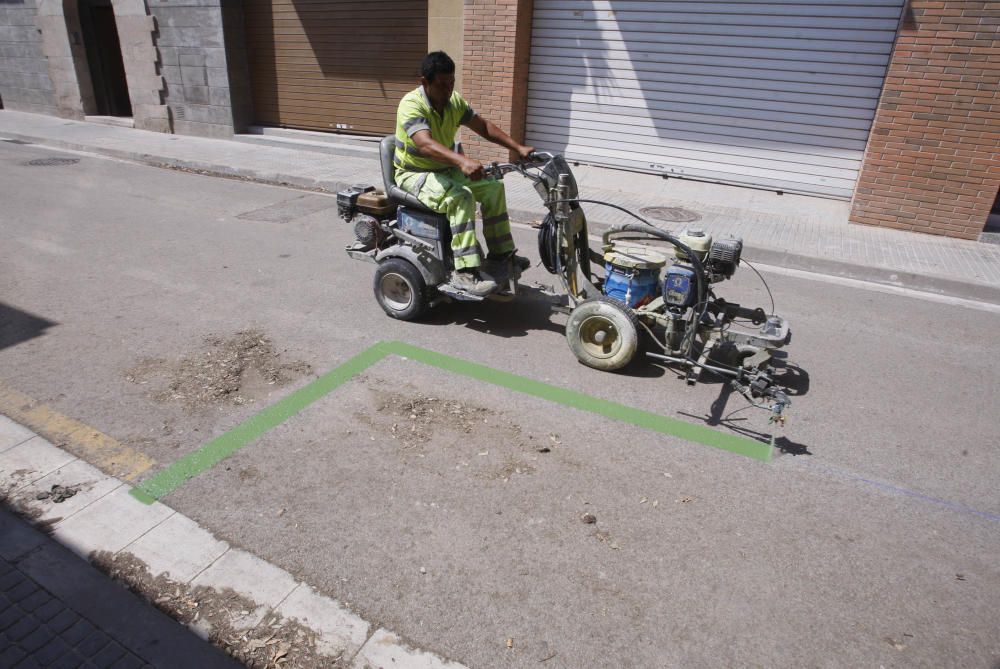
[22, 157, 80, 167]
[639, 206, 702, 223]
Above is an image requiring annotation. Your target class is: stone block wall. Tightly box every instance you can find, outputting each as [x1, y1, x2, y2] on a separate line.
[113, 0, 169, 132]
[0, 0, 57, 114]
[34, 0, 92, 118]
[461, 0, 533, 163]
[850, 0, 1000, 240]
[149, 0, 239, 137]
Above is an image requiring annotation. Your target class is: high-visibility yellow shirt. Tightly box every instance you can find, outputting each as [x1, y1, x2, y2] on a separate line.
[394, 86, 475, 173]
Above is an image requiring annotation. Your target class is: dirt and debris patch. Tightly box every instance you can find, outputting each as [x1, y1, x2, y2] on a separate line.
[1, 468, 36, 500]
[356, 387, 536, 465]
[348, 379, 563, 482]
[93, 551, 346, 668]
[363, 390, 492, 448]
[594, 530, 621, 551]
[239, 466, 262, 482]
[1, 489, 43, 519]
[488, 458, 536, 481]
[5, 478, 106, 533]
[1, 491, 62, 534]
[125, 330, 312, 411]
[35, 483, 78, 503]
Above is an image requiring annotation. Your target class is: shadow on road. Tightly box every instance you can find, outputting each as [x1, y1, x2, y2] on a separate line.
[0, 302, 57, 352]
[675, 351, 814, 453]
[418, 285, 566, 338]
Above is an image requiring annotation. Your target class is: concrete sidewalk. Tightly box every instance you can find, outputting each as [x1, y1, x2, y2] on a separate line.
[2, 109, 998, 304]
[0, 415, 467, 669]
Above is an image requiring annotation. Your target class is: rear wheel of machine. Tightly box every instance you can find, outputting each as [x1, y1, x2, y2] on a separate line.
[565, 297, 639, 371]
[374, 258, 428, 321]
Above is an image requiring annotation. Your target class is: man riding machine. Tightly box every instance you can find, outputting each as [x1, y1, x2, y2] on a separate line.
[391, 51, 534, 297]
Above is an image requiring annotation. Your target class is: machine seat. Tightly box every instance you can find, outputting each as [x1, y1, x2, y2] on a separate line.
[379, 135, 442, 216]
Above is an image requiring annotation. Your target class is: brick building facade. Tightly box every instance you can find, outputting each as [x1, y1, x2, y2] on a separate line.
[849, 0, 999, 240]
[0, 0, 996, 239]
[460, 0, 533, 164]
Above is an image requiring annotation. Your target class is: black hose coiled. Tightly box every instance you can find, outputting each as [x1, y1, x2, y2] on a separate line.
[537, 213, 562, 274]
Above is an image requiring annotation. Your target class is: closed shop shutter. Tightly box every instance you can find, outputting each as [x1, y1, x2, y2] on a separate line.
[244, 0, 427, 134]
[525, 1, 904, 198]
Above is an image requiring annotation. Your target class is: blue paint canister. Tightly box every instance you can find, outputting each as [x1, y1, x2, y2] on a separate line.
[603, 246, 668, 308]
[663, 264, 697, 308]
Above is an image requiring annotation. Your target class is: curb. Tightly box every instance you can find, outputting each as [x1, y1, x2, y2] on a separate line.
[507, 205, 1000, 307]
[733, 245, 1000, 306]
[0, 414, 469, 669]
[1, 131, 357, 194]
[6, 131, 998, 307]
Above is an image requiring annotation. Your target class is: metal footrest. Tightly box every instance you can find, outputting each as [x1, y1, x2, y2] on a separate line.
[436, 284, 487, 302]
[345, 243, 377, 264]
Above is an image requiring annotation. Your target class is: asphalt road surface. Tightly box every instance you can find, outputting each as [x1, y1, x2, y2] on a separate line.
[2, 141, 998, 668]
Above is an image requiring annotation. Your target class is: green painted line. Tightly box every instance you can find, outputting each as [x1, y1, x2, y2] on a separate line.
[383, 341, 771, 463]
[131, 343, 389, 504]
[131, 340, 769, 505]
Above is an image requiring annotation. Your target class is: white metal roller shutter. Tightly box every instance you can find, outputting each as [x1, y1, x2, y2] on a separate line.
[525, 0, 904, 198]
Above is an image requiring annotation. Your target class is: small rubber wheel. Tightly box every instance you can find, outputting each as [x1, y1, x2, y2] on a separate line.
[565, 296, 639, 371]
[374, 258, 428, 321]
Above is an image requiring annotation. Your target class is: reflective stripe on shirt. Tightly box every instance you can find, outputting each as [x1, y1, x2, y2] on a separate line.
[394, 86, 475, 174]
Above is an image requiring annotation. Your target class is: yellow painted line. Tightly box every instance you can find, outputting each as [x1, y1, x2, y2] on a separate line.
[0, 380, 154, 481]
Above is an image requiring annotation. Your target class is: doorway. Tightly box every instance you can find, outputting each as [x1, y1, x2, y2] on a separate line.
[79, 0, 131, 117]
[984, 187, 1000, 242]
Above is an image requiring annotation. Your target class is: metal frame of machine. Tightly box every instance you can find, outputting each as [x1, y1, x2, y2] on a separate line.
[339, 140, 793, 429]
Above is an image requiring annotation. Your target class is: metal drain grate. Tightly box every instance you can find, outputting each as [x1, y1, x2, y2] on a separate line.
[638, 206, 702, 223]
[22, 157, 80, 167]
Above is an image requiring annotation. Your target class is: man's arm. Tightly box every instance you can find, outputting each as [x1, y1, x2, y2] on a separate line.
[464, 115, 535, 161]
[410, 130, 485, 180]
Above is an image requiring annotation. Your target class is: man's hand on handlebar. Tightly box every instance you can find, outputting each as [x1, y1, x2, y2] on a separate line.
[480, 148, 553, 180]
[459, 156, 486, 181]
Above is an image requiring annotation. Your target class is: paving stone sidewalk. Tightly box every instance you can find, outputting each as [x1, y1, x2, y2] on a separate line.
[0, 415, 467, 669]
[1, 508, 239, 669]
[1, 554, 149, 669]
[1, 109, 998, 303]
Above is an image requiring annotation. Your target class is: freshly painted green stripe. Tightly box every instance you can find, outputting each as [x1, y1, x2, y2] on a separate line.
[130, 488, 157, 505]
[383, 341, 771, 462]
[132, 340, 769, 505]
[130, 344, 389, 504]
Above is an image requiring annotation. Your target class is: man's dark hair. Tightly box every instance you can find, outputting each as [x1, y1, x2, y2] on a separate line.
[421, 51, 455, 83]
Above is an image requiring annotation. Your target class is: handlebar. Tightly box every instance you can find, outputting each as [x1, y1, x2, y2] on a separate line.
[482, 151, 554, 180]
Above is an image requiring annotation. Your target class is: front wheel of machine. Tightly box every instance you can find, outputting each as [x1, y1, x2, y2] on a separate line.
[373, 258, 428, 321]
[565, 296, 639, 371]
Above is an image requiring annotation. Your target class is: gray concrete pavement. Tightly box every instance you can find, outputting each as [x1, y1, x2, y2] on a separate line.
[1, 109, 998, 305]
[1, 139, 999, 668]
[0, 418, 467, 669]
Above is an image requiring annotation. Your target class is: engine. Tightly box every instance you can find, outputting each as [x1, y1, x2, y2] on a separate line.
[662, 228, 742, 307]
[337, 184, 396, 249]
[602, 228, 743, 309]
[706, 236, 742, 281]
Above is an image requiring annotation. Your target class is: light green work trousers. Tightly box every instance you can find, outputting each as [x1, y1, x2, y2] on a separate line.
[396, 167, 514, 270]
